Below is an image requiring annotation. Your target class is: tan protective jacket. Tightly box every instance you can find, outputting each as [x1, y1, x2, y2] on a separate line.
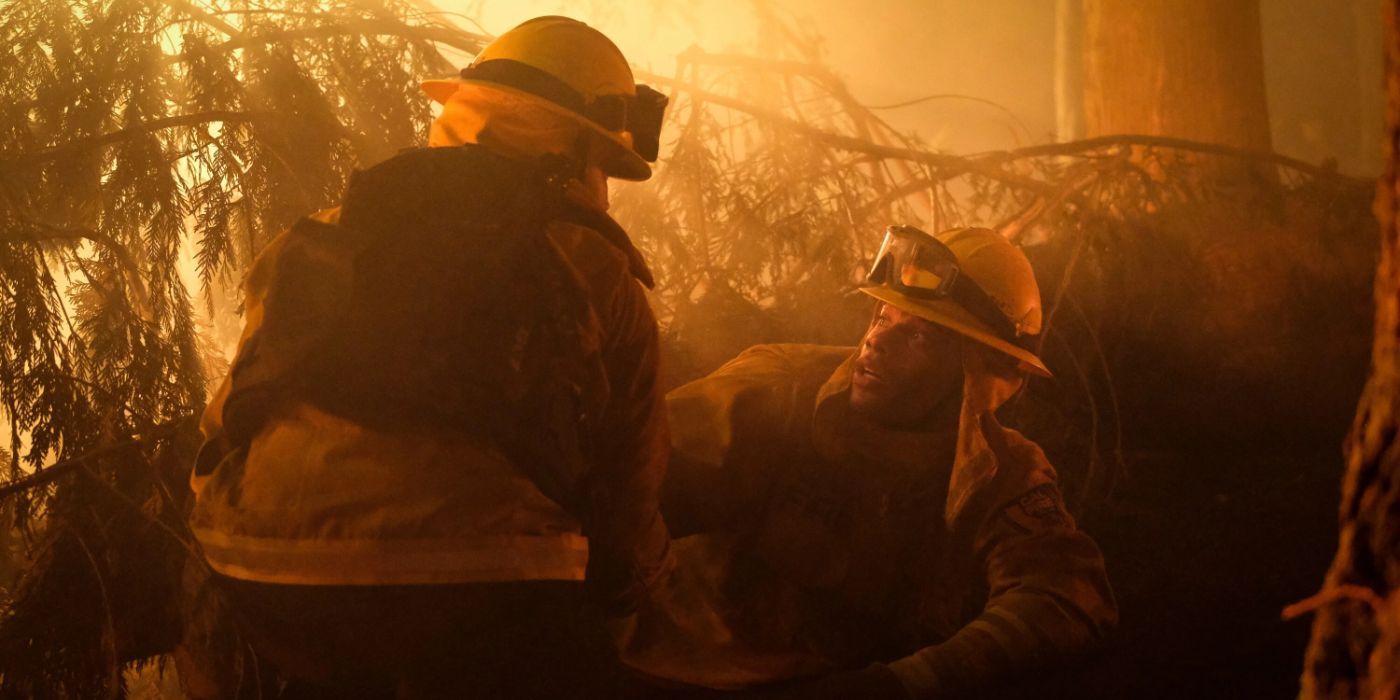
[189, 206, 669, 592]
[617, 344, 1116, 697]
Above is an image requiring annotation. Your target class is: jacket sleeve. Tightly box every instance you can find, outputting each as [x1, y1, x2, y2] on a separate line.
[660, 345, 801, 537]
[191, 209, 339, 492]
[585, 272, 673, 613]
[886, 451, 1117, 697]
[190, 230, 288, 492]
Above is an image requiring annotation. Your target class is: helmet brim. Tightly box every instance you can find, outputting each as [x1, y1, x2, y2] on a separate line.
[859, 285, 1052, 378]
[421, 78, 652, 181]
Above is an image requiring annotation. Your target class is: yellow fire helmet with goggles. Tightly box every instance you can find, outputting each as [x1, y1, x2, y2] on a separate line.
[421, 16, 667, 181]
[860, 225, 1052, 377]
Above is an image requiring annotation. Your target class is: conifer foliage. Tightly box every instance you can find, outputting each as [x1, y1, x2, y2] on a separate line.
[0, 1, 470, 693]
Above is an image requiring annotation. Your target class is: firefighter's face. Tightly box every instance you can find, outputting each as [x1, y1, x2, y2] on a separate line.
[850, 303, 962, 427]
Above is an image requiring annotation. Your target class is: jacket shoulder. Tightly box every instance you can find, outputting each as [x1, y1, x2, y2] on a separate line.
[709, 343, 850, 384]
[1001, 428, 1058, 485]
[964, 425, 1076, 541]
[986, 427, 1061, 507]
[667, 344, 850, 467]
[545, 220, 633, 292]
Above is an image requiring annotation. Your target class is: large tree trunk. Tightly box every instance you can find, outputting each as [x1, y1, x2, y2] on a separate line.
[1359, 0, 1388, 174]
[1302, 2, 1400, 697]
[1054, 0, 1084, 143]
[1080, 0, 1272, 149]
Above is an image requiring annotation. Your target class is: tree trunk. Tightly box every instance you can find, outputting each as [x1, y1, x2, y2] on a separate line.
[1054, 0, 1084, 143]
[1080, 0, 1272, 150]
[1302, 2, 1400, 697]
[1359, 0, 1388, 175]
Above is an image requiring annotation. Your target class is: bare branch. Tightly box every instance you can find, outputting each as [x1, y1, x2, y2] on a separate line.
[645, 73, 1056, 195]
[979, 134, 1369, 185]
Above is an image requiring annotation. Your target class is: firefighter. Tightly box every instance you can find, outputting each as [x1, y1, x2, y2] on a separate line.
[179, 16, 671, 698]
[617, 226, 1117, 698]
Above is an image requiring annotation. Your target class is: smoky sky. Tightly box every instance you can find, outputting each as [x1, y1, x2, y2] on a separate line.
[470, 0, 1382, 176]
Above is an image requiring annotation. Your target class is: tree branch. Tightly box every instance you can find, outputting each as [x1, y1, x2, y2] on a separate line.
[212, 19, 487, 55]
[0, 198, 151, 314]
[158, 0, 243, 38]
[643, 73, 1056, 196]
[641, 67, 1369, 191]
[0, 420, 186, 501]
[161, 18, 489, 67]
[978, 133, 1370, 185]
[1, 111, 267, 168]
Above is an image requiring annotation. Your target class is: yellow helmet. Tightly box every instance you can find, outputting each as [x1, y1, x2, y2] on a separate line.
[421, 16, 667, 181]
[859, 226, 1051, 377]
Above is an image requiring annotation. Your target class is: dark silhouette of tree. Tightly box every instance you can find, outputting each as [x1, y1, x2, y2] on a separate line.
[1301, 2, 1400, 696]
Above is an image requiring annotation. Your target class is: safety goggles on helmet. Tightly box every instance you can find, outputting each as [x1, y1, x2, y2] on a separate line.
[459, 61, 669, 162]
[865, 225, 1027, 347]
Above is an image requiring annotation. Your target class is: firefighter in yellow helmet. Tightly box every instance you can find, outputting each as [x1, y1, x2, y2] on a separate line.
[616, 226, 1116, 697]
[421, 16, 667, 181]
[179, 17, 673, 697]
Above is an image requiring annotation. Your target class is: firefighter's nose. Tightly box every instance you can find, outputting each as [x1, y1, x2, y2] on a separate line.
[863, 325, 891, 356]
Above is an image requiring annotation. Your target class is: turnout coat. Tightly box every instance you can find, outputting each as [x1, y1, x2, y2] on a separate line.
[619, 343, 1117, 697]
[189, 147, 669, 603]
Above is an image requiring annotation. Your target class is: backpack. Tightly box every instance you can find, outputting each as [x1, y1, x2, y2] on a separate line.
[203, 145, 651, 515]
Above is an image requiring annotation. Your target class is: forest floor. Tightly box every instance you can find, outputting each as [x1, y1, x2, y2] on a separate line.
[1002, 444, 1343, 698]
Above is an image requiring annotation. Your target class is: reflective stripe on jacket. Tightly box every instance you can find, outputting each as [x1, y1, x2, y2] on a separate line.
[618, 343, 1116, 696]
[190, 206, 670, 591]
